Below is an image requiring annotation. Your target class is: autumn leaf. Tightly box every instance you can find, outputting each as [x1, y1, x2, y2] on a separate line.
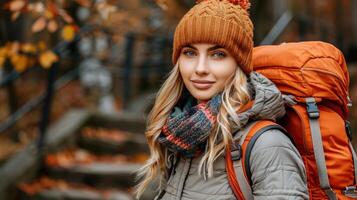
[45, 155, 59, 167]
[61, 25, 76, 41]
[28, 2, 45, 13]
[21, 43, 37, 54]
[0, 47, 8, 68]
[44, 10, 55, 19]
[0, 56, 5, 68]
[39, 50, 58, 69]
[97, 2, 117, 20]
[131, 153, 149, 163]
[0, 47, 7, 57]
[39, 177, 57, 189]
[47, 20, 58, 32]
[58, 9, 73, 23]
[9, 0, 26, 12]
[8, 42, 20, 56]
[10, 54, 28, 72]
[17, 182, 40, 195]
[32, 17, 47, 32]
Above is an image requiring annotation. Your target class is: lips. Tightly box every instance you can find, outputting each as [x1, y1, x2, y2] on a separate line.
[191, 80, 215, 90]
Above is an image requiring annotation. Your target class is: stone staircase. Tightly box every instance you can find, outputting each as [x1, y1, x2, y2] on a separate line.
[0, 110, 157, 200]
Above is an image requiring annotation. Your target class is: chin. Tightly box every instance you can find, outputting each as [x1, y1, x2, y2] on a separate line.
[190, 91, 216, 102]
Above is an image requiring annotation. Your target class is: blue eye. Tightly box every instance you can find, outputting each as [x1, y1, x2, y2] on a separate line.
[211, 51, 226, 58]
[183, 49, 196, 57]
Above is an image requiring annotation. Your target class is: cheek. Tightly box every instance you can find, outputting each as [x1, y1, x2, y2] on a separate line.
[212, 63, 236, 86]
[178, 60, 194, 81]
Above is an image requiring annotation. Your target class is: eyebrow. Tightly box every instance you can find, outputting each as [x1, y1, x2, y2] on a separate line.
[183, 45, 224, 51]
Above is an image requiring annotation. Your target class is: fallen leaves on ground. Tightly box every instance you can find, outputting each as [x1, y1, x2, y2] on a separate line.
[0, 81, 90, 161]
[81, 127, 129, 143]
[0, 135, 24, 162]
[45, 147, 148, 168]
[18, 176, 129, 198]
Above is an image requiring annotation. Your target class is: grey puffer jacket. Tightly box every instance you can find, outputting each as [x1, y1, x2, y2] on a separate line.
[156, 72, 309, 200]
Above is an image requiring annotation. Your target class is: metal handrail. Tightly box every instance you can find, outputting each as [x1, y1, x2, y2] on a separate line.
[260, 10, 294, 45]
[0, 68, 33, 87]
[0, 67, 79, 133]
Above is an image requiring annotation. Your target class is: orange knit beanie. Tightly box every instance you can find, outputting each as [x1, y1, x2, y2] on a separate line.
[172, 0, 254, 74]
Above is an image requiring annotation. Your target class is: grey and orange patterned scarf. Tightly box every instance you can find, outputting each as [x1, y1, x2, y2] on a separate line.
[157, 72, 287, 158]
[158, 94, 222, 158]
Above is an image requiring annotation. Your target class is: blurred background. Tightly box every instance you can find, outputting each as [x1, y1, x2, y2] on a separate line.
[0, 0, 356, 199]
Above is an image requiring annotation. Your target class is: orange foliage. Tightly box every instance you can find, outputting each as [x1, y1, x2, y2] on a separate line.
[18, 176, 130, 198]
[2, 0, 75, 70]
[0, 41, 59, 71]
[32, 17, 47, 32]
[10, 54, 28, 72]
[81, 127, 129, 143]
[45, 147, 148, 168]
[18, 177, 59, 195]
[5, 0, 26, 12]
[61, 25, 77, 42]
[39, 50, 58, 69]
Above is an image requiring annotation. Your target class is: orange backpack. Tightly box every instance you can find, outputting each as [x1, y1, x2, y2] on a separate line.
[226, 41, 357, 200]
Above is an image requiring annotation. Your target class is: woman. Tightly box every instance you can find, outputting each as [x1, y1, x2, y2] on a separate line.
[136, 0, 308, 199]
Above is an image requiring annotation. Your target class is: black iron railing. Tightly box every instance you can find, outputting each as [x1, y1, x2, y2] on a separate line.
[0, 25, 173, 156]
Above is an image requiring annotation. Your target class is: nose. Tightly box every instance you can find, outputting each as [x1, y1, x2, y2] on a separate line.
[195, 54, 209, 75]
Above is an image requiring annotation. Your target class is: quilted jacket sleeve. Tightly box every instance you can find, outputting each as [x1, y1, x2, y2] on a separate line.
[249, 129, 309, 200]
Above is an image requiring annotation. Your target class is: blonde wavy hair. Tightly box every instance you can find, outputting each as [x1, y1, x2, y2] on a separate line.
[136, 62, 251, 198]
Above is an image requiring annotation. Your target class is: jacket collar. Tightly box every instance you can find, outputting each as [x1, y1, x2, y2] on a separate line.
[231, 72, 286, 133]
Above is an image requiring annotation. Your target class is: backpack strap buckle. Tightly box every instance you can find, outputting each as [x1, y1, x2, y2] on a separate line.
[231, 143, 242, 161]
[306, 98, 320, 119]
[343, 186, 357, 198]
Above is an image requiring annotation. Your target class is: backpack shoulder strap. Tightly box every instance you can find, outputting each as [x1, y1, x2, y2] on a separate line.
[345, 122, 357, 187]
[226, 120, 287, 200]
[243, 122, 288, 185]
[226, 122, 256, 200]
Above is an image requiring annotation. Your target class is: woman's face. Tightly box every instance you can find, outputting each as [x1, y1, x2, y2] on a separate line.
[178, 43, 237, 102]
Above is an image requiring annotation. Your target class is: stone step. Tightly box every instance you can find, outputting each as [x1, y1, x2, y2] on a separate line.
[47, 162, 142, 188]
[0, 110, 153, 200]
[21, 187, 133, 200]
[78, 133, 148, 155]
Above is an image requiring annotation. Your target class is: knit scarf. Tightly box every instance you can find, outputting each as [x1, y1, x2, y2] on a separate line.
[157, 94, 222, 158]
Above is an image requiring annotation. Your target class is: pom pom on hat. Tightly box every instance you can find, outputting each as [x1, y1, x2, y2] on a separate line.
[196, 0, 251, 10]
